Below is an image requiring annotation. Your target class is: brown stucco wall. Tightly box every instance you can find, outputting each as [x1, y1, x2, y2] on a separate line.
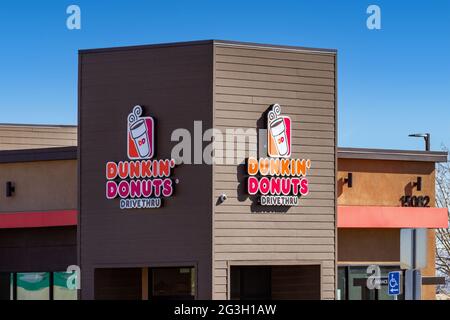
[0, 160, 77, 212]
[338, 158, 437, 299]
[338, 228, 400, 263]
[338, 159, 435, 207]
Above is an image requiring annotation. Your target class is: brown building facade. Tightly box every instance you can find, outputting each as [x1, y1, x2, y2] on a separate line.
[0, 146, 77, 300]
[0, 40, 448, 300]
[78, 40, 337, 300]
[337, 148, 448, 300]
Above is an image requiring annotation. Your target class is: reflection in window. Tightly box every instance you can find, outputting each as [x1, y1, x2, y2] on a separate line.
[151, 267, 195, 300]
[0, 271, 78, 300]
[54, 272, 77, 300]
[17, 272, 50, 300]
[338, 266, 404, 300]
[337, 267, 346, 300]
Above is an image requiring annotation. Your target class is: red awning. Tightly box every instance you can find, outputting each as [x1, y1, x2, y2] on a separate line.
[0, 210, 77, 229]
[338, 206, 448, 228]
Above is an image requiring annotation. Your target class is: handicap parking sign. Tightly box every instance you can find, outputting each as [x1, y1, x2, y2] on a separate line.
[388, 271, 402, 296]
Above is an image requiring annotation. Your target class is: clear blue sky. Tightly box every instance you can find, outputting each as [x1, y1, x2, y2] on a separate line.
[0, 0, 449, 151]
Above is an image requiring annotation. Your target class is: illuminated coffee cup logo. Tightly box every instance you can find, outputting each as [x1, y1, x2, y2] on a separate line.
[127, 105, 154, 159]
[267, 104, 291, 158]
[106, 105, 178, 210]
[246, 104, 311, 207]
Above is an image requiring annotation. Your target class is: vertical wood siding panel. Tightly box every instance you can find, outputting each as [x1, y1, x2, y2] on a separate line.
[213, 44, 336, 300]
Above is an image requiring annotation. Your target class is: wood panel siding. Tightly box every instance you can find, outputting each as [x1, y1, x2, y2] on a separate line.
[79, 42, 214, 299]
[0, 124, 77, 151]
[212, 42, 337, 300]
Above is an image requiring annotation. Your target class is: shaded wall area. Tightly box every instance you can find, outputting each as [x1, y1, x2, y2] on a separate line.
[0, 226, 77, 272]
[338, 228, 400, 263]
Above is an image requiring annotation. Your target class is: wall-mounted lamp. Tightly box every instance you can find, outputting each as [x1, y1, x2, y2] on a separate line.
[343, 173, 353, 188]
[413, 177, 422, 191]
[218, 193, 228, 203]
[6, 181, 15, 197]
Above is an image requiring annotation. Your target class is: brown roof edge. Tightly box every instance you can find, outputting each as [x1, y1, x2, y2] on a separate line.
[213, 40, 337, 54]
[0, 146, 77, 163]
[78, 39, 337, 55]
[78, 40, 215, 54]
[0, 146, 446, 164]
[338, 147, 448, 163]
[0, 123, 77, 128]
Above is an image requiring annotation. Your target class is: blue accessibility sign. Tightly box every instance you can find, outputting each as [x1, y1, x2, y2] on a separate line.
[388, 271, 402, 296]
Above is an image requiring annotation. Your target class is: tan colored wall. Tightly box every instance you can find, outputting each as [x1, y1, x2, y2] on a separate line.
[212, 43, 337, 300]
[338, 228, 400, 263]
[423, 229, 436, 300]
[0, 160, 77, 212]
[0, 125, 77, 151]
[338, 159, 435, 207]
[338, 158, 437, 300]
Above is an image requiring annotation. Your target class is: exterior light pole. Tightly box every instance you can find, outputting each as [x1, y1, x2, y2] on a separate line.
[404, 133, 431, 300]
[408, 133, 430, 151]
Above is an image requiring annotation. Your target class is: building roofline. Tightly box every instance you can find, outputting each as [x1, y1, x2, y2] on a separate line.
[338, 147, 448, 163]
[0, 146, 77, 163]
[78, 39, 336, 55]
[0, 123, 77, 128]
[0, 146, 446, 164]
[213, 40, 337, 54]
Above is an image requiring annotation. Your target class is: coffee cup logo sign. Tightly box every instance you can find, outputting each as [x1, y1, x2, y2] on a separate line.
[105, 105, 177, 209]
[267, 104, 291, 158]
[127, 105, 154, 159]
[247, 104, 311, 206]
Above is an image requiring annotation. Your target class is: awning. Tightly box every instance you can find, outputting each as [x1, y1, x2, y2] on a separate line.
[338, 206, 448, 228]
[0, 210, 77, 229]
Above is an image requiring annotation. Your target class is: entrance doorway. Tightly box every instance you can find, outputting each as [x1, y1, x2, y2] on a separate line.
[94, 266, 195, 300]
[337, 266, 404, 300]
[230, 265, 321, 300]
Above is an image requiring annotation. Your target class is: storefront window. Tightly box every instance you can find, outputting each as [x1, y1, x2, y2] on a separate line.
[1, 271, 78, 300]
[17, 272, 50, 300]
[150, 267, 195, 300]
[337, 267, 346, 300]
[338, 266, 404, 300]
[53, 271, 77, 300]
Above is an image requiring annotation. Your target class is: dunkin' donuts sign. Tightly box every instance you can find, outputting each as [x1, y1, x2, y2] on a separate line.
[105, 105, 177, 209]
[247, 104, 311, 206]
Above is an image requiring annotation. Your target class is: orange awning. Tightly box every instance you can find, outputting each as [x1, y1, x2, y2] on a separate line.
[338, 206, 448, 228]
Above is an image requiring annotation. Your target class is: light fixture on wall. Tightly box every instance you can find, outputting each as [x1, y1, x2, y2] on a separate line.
[413, 177, 422, 191]
[343, 173, 353, 188]
[6, 181, 15, 197]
